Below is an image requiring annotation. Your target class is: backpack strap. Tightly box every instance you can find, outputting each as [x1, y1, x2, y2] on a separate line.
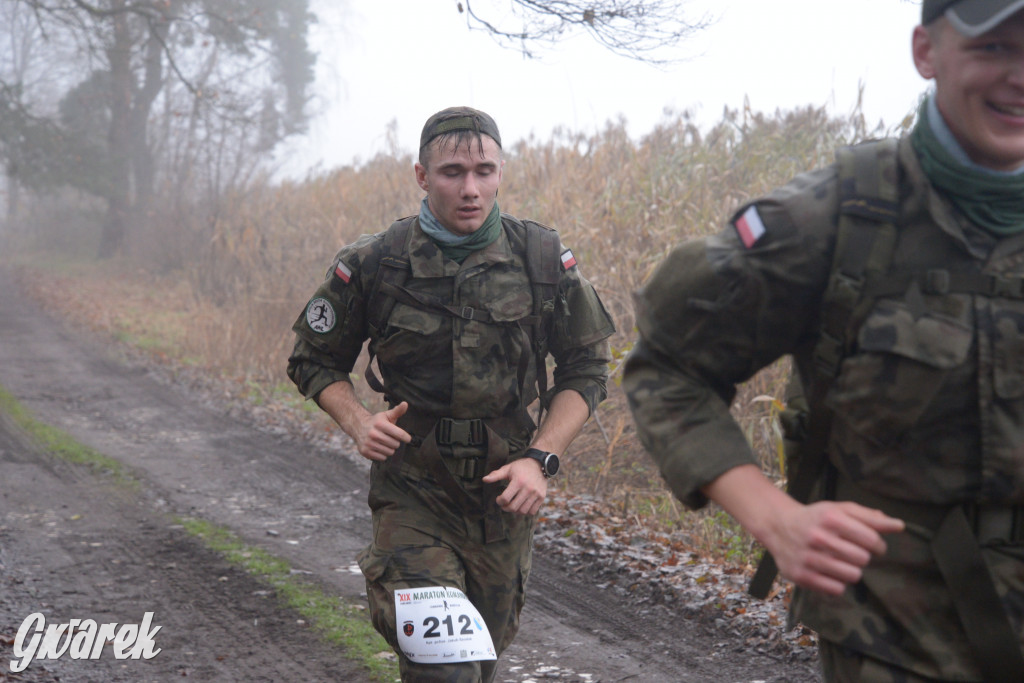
[521, 219, 560, 421]
[749, 138, 899, 599]
[363, 216, 414, 397]
[813, 138, 900, 380]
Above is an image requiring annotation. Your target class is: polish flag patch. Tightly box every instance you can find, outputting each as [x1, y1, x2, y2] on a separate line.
[334, 259, 352, 283]
[734, 205, 766, 249]
[560, 250, 577, 270]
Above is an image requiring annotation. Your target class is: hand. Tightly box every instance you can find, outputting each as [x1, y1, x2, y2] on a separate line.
[482, 457, 548, 516]
[766, 500, 905, 596]
[353, 401, 411, 462]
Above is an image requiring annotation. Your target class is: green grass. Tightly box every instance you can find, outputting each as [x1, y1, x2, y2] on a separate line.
[0, 383, 135, 487]
[0, 381, 399, 682]
[178, 517, 399, 683]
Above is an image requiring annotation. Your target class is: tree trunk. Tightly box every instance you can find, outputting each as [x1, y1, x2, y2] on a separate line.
[130, 8, 171, 222]
[99, 0, 132, 259]
[5, 169, 18, 227]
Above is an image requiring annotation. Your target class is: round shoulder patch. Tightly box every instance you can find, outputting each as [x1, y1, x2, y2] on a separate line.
[305, 297, 336, 334]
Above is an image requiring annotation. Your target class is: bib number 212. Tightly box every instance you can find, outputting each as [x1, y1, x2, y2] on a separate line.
[394, 586, 496, 663]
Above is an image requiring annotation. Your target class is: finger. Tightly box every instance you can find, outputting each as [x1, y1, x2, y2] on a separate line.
[811, 529, 875, 567]
[498, 480, 523, 508]
[360, 447, 387, 462]
[836, 507, 903, 555]
[507, 485, 542, 515]
[809, 551, 866, 586]
[386, 401, 409, 423]
[376, 422, 411, 444]
[850, 506, 906, 535]
[481, 466, 509, 483]
[797, 570, 851, 597]
[783, 552, 862, 596]
[373, 430, 406, 451]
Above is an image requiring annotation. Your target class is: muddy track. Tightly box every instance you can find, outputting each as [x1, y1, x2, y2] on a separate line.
[0, 267, 820, 682]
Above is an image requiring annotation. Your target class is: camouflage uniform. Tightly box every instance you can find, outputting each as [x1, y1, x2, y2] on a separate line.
[623, 134, 1024, 681]
[288, 214, 613, 682]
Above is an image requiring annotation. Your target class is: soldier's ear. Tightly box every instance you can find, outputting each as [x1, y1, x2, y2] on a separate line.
[415, 162, 429, 192]
[912, 24, 939, 80]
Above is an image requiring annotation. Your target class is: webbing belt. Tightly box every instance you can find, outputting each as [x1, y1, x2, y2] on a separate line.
[863, 269, 1024, 300]
[388, 409, 533, 544]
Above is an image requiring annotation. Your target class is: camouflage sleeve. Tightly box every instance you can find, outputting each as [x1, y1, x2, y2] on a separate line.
[545, 243, 616, 415]
[623, 166, 837, 509]
[286, 233, 379, 400]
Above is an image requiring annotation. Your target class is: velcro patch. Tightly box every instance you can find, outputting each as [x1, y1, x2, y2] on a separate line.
[733, 205, 766, 249]
[334, 260, 352, 283]
[560, 250, 577, 270]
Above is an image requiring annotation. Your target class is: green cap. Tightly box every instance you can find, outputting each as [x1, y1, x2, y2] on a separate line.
[419, 106, 501, 150]
[922, 0, 1024, 36]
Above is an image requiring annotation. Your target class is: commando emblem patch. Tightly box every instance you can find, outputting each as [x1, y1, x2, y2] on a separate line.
[306, 297, 336, 333]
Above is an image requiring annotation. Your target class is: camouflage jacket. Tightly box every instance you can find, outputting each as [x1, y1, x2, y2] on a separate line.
[288, 214, 613, 426]
[624, 134, 1024, 679]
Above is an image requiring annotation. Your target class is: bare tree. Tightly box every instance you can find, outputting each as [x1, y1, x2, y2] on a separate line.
[0, 0, 316, 257]
[458, 0, 711, 63]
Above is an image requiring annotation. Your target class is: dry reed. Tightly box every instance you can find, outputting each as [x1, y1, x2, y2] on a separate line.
[9, 100, 908, 560]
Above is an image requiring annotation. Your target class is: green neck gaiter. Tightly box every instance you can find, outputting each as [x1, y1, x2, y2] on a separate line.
[419, 199, 502, 264]
[910, 99, 1024, 236]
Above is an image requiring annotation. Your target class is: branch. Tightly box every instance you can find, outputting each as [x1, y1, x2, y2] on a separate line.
[461, 0, 713, 64]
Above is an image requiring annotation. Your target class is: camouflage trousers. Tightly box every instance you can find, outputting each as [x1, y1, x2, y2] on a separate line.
[357, 456, 535, 683]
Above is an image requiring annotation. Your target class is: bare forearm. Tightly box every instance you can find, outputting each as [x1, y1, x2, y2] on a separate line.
[702, 464, 798, 545]
[316, 381, 373, 442]
[703, 464, 905, 595]
[530, 390, 591, 454]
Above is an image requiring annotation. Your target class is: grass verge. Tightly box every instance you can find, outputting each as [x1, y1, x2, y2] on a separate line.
[0, 383, 134, 487]
[178, 517, 399, 683]
[0, 381, 399, 683]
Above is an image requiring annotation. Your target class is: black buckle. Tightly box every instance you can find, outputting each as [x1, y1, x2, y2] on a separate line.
[965, 503, 1024, 544]
[436, 417, 485, 447]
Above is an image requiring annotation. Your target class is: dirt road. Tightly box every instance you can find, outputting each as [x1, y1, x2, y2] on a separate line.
[0, 267, 820, 682]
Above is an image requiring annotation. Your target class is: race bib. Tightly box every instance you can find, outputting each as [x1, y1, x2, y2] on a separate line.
[394, 586, 496, 664]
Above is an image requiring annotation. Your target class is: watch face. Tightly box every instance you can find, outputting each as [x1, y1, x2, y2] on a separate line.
[544, 453, 560, 477]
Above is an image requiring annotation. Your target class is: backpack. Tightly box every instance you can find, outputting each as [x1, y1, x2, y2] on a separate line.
[360, 214, 561, 417]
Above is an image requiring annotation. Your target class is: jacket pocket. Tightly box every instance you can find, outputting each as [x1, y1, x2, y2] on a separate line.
[376, 302, 447, 367]
[827, 297, 973, 447]
[992, 300, 1024, 399]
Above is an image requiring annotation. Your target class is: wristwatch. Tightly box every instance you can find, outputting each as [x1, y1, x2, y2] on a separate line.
[523, 448, 560, 478]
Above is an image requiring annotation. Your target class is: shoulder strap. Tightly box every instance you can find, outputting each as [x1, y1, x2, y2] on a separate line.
[521, 219, 561, 413]
[365, 216, 414, 335]
[812, 138, 900, 380]
[363, 216, 414, 396]
[749, 138, 900, 599]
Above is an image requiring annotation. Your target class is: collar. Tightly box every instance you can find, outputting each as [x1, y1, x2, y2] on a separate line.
[407, 216, 515, 278]
[898, 134, 994, 260]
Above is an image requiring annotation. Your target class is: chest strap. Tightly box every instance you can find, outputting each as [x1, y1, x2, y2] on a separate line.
[864, 268, 1024, 299]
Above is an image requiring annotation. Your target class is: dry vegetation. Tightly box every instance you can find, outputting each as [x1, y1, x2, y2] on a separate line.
[3, 100, 906, 564]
